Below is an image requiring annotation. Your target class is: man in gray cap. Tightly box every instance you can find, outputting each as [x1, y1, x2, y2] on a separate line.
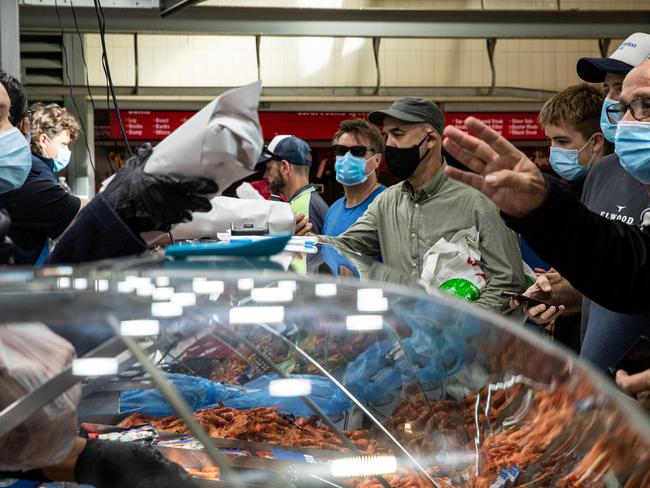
[319, 97, 525, 312]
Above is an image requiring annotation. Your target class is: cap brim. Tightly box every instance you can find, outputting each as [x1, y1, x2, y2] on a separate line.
[577, 57, 633, 82]
[368, 108, 426, 126]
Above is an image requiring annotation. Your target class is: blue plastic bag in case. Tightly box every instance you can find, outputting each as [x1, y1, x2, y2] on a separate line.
[120, 373, 351, 417]
[120, 373, 219, 416]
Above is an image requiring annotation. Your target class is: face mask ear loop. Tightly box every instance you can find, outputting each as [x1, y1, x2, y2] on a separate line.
[579, 134, 597, 167]
[417, 132, 434, 163]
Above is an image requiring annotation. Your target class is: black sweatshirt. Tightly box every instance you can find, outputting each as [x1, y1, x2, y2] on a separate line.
[504, 175, 650, 314]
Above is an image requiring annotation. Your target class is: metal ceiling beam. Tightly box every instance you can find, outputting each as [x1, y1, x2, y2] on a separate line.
[24, 84, 555, 101]
[19, 6, 650, 39]
[159, 0, 205, 18]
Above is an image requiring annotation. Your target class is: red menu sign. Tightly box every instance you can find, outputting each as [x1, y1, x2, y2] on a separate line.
[447, 112, 544, 140]
[109, 110, 546, 141]
[109, 111, 193, 140]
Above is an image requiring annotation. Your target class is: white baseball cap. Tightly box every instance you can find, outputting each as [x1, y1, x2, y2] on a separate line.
[577, 32, 650, 82]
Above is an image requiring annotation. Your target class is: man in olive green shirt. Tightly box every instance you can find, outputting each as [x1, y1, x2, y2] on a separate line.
[319, 98, 525, 312]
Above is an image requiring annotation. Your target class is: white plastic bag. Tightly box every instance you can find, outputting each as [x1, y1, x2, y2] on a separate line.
[420, 227, 487, 301]
[172, 196, 296, 240]
[0, 324, 81, 471]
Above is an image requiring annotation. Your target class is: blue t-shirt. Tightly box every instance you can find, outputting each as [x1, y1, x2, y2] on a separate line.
[322, 185, 385, 276]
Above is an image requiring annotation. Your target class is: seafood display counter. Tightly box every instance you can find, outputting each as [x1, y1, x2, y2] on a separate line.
[0, 267, 648, 488]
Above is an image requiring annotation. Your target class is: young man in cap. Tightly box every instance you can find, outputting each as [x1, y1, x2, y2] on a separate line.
[519, 33, 650, 372]
[258, 135, 329, 235]
[320, 98, 525, 312]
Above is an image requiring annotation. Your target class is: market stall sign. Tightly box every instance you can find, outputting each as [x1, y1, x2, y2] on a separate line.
[447, 113, 545, 140]
[109, 111, 545, 141]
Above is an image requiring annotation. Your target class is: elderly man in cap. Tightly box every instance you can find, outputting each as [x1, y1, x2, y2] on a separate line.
[320, 98, 525, 312]
[258, 135, 329, 235]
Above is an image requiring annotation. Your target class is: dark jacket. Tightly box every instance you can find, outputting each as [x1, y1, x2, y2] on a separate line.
[504, 175, 650, 314]
[46, 194, 147, 264]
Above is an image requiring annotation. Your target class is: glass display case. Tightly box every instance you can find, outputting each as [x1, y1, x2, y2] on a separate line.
[0, 266, 648, 488]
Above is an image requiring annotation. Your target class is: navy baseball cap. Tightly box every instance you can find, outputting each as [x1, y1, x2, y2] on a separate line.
[577, 33, 650, 82]
[256, 135, 312, 168]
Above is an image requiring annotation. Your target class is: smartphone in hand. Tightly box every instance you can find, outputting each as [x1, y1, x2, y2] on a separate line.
[501, 291, 551, 308]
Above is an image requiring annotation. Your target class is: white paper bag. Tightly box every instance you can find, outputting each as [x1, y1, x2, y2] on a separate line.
[144, 81, 263, 194]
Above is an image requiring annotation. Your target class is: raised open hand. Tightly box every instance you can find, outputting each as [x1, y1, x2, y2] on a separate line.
[442, 117, 549, 218]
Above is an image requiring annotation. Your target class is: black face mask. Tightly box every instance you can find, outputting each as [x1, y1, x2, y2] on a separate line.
[384, 132, 432, 180]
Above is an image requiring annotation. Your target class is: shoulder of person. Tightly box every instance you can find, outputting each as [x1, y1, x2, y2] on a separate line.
[587, 153, 620, 180]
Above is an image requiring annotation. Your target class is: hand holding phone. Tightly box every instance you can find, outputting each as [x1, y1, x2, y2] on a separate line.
[501, 291, 551, 308]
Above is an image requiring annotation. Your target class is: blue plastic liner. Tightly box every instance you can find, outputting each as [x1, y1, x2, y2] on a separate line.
[120, 373, 351, 417]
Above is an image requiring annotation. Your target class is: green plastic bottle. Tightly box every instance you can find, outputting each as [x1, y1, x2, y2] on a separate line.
[439, 278, 481, 302]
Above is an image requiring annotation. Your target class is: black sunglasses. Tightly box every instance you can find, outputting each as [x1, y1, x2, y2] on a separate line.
[262, 145, 284, 161]
[606, 97, 650, 124]
[332, 144, 371, 157]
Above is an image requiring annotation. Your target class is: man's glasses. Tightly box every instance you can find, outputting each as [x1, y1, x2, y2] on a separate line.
[606, 97, 650, 124]
[332, 144, 370, 157]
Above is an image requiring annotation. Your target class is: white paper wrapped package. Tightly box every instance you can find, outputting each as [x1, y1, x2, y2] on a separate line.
[420, 227, 487, 302]
[0, 324, 81, 471]
[144, 81, 264, 193]
[172, 196, 296, 240]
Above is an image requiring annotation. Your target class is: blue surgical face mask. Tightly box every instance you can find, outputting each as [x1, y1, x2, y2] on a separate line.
[0, 127, 32, 195]
[600, 97, 620, 143]
[615, 120, 650, 184]
[45, 135, 72, 172]
[335, 152, 369, 186]
[549, 135, 595, 181]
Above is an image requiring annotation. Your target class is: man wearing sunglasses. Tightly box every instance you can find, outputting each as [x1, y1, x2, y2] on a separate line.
[320, 98, 525, 312]
[321, 119, 386, 275]
[516, 33, 650, 373]
[257, 135, 328, 235]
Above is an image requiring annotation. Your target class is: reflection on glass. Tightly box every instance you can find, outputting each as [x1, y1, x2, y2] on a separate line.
[237, 278, 255, 290]
[229, 306, 285, 324]
[268, 378, 312, 397]
[94, 279, 109, 292]
[120, 319, 160, 337]
[57, 276, 71, 289]
[151, 302, 183, 317]
[73, 278, 88, 290]
[155, 276, 170, 287]
[251, 287, 294, 303]
[346, 315, 383, 331]
[152, 287, 175, 301]
[171, 292, 197, 306]
[315, 283, 337, 297]
[72, 358, 118, 377]
[330, 455, 397, 478]
[192, 278, 224, 294]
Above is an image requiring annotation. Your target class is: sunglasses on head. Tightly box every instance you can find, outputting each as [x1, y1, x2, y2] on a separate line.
[262, 145, 284, 161]
[332, 144, 371, 158]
